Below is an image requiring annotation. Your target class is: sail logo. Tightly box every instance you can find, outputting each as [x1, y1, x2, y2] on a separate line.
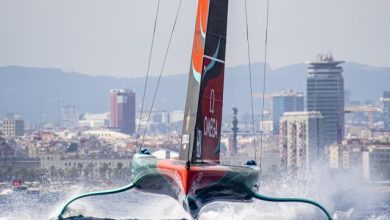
[204, 89, 218, 139]
[209, 89, 215, 113]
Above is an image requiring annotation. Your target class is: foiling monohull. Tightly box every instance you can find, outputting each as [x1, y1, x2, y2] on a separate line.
[58, 0, 332, 219]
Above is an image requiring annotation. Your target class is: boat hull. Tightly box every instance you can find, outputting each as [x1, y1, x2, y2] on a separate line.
[131, 153, 259, 218]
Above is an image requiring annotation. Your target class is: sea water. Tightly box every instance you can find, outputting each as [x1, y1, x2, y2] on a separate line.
[0, 180, 388, 220]
[1, 166, 389, 220]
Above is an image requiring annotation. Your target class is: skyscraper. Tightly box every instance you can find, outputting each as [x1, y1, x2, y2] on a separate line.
[280, 112, 324, 174]
[110, 89, 136, 135]
[272, 91, 304, 134]
[307, 54, 345, 145]
[383, 91, 390, 131]
[61, 105, 79, 129]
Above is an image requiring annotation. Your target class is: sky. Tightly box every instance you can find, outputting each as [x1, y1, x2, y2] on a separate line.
[0, 0, 389, 77]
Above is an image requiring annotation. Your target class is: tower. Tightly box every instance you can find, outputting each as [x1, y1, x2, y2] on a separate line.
[110, 89, 136, 135]
[306, 54, 345, 145]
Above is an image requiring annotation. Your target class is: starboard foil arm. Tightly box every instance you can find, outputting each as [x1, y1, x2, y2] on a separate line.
[58, 181, 136, 219]
[251, 191, 333, 220]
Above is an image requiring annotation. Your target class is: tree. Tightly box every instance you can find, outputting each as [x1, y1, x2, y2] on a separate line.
[99, 163, 109, 180]
[77, 163, 83, 177]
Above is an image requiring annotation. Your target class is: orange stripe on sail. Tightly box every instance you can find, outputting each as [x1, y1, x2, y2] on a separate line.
[192, 0, 209, 76]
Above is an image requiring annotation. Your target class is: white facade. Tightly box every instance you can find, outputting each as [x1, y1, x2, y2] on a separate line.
[79, 112, 110, 128]
[40, 154, 132, 172]
[280, 111, 324, 174]
[170, 111, 184, 123]
[362, 146, 390, 182]
[2, 114, 24, 137]
[81, 130, 132, 141]
[61, 105, 79, 129]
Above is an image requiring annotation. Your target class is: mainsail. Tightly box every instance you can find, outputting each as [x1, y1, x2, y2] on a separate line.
[179, 0, 229, 163]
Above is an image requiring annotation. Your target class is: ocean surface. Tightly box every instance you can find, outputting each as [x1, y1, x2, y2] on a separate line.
[0, 179, 389, 220]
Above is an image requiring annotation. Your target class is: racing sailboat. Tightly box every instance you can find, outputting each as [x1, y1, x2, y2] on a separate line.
[58, 0, 333, 219]
[123, 0, 259, 217]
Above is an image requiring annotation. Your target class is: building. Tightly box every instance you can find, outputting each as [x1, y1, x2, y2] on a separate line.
[61, 105, 79, 129]
[383, 91, 390, 131]
[40, 154, 132, 179]
[0, 135, 14, 168]
[260, 120, 273, 133]
[170, 111, 184, 123]
[272, 91, 304, 134]
[1, 114, 24, 137]
[81, 129, 132, 141]
[306, 54, 345, 145]
[280, 112, 324, 175]
[79, 112, 110, 129]
[363, 145, 390, 182]
[328, 144, 364, 172]
[110, 89, 136, 135]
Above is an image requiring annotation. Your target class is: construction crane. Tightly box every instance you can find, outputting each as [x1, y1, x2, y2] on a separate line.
[345, 105, 382, 128]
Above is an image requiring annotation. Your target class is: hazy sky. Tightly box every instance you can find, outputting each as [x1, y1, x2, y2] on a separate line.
[1, 0, 389, 77]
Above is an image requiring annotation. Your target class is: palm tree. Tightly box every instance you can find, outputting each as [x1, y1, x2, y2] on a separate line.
[115, 162, 124, 180]
[99, 163, 109, 180]
[77, 163, 83, 177]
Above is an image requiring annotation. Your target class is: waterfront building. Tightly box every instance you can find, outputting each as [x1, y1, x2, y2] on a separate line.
[110, 89, 136, 135]
[280, 112, 324, 175]
[306, 54, 345, 145]
[1, 113, 24, 137]
[40, 154, 132, 178]
[328, 144, 364, 171]
[363, 145, 390, 182]
[272, 91, 304, 134]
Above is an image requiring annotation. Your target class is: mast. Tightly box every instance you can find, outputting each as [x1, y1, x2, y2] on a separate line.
[179, 0, 229, 164]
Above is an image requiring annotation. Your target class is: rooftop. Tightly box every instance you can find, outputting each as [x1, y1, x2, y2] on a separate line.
[305, 53, 345, 66]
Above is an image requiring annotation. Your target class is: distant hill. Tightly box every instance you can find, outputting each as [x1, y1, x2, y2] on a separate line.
[0, 63, 389, 124]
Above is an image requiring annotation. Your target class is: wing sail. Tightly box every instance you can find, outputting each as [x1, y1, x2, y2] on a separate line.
[180, 0, 229, 164]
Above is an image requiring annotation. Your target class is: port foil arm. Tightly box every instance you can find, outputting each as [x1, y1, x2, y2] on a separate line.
[252, 192, 333, 220]
[58, 182, 136, 219]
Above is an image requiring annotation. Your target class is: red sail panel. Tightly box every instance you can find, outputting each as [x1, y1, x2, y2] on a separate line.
[198, 58, 225, 162]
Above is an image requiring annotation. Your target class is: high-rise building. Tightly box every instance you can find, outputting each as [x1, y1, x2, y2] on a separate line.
[280, 112, 324, 175]
[1, 114, 24, 137]
[307, 54, 345, 145]
[272, 91, 304, 134]
[382, 91, 390, 131]
[61, 105, 79, 129]
[110, 89, 136, 135]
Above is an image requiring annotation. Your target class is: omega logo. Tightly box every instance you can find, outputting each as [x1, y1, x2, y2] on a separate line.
[204, 89, 218, 139]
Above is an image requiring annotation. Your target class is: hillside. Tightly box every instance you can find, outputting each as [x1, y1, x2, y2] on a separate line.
[0, 63, 388, 123]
